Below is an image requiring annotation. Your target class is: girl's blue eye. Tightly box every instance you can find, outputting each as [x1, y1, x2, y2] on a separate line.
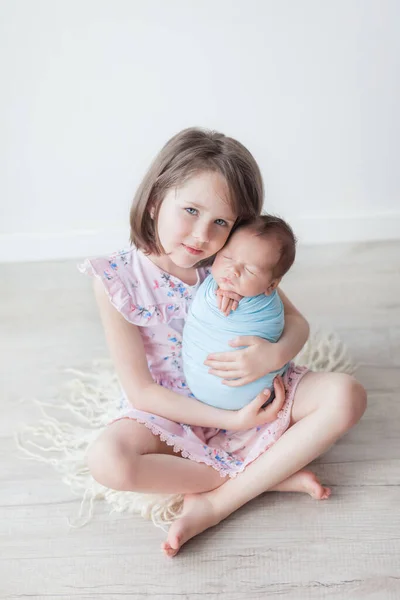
[185, 208, 226, 227]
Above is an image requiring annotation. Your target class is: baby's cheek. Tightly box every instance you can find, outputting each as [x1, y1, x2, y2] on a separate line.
[211, 262, 222, 279]
[237, 281, 250, 295]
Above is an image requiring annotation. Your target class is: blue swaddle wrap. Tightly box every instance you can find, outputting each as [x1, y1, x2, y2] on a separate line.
[182, 275, 289, 410]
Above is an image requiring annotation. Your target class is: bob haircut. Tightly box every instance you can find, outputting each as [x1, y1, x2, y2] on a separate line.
[129, 127, 264, 266]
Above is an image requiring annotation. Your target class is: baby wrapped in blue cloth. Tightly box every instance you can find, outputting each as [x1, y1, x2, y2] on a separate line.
[182, 215, 296, 410]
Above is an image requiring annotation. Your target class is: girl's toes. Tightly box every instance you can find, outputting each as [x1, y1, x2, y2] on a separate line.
[161, 542, 178, 558]
[162, 530, 182, 558]
[322, 487, 332, 499]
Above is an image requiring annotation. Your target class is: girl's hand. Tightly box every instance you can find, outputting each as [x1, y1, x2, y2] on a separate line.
[204, 336, 283, 386]
[232, 376, 286, 431]
[215, 288, 243, 316]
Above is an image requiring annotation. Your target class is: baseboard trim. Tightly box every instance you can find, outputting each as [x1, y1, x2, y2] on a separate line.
[0, 230, 130, 263]
[289, 212, 400, 245]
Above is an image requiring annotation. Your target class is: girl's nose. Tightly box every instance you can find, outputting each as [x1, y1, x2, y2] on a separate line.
[193, 222, 210, 243]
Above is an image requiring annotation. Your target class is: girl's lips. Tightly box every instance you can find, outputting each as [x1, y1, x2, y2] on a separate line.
[183, 244, 203, 255]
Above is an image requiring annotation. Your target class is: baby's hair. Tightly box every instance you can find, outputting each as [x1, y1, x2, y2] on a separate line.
[237, 214, 297, 278]
[130, 127, 264, 264]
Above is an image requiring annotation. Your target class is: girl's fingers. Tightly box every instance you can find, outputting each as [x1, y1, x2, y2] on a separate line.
[205, 352, 237, 363]
[232, 300, 239, 311]
[261, 405, 280, 421]
[273, 376, 286, 406]
[228, 336, 258, 347]
[274, 375, 285, 394]
[273, 390, 285, 411]
[209, 369, 241, 378]
[206, 361, 240, 371]
[252, 389, 271, 406]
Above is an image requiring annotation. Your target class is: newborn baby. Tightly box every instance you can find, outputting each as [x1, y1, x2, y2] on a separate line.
[182, 215, 296, 411]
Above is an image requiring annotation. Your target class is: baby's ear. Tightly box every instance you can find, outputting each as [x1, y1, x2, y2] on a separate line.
[264, 278, 281, 296]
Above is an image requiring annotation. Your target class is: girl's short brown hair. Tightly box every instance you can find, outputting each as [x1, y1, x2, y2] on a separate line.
[130, 127, 264, 263]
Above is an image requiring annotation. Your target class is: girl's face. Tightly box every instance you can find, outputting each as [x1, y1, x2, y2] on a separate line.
[154, 171, 237, 269]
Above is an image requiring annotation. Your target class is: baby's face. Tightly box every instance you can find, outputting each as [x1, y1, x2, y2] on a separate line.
[211, 228, 281, 296]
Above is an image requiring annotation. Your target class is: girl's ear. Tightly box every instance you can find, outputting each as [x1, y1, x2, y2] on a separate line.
[264, 278, 281, 296]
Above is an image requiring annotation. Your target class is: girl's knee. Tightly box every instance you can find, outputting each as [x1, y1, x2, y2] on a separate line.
[86, 435, 139, 490]
[329, 374, 367, 430]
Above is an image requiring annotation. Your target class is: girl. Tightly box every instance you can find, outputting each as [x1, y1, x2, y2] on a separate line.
[81, 127, 367, 558]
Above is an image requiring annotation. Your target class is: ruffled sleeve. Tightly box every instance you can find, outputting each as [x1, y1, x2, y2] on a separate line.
[78, 247, 193, 326]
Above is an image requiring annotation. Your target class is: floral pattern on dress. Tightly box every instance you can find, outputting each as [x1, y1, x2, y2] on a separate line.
[160, 273, 193, 300]
[203, 446, 244, 468]
[113, 249, 132, 268]
[162, 332, 183, 371]
[110, 254, 139, 286]
[130, 303, 162, 321]
[103, 269, 114, 281]
[102, 252, 140, 287]
[166, 303, 182, 315]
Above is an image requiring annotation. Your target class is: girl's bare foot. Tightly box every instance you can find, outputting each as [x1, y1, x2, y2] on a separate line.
[161, 493, 221, 559]
[272, 469, 331, 500]
[161, 469, 331, 558]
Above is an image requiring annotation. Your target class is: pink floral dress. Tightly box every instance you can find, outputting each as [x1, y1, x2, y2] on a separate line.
[79, 245, 309, 478]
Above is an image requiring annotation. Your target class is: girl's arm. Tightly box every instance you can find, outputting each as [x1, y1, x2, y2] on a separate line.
[93, 278, 237, 430]
[275, 287, 310, 367]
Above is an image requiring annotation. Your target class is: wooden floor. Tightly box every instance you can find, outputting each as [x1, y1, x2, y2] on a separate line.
[1, 240, 400, 599]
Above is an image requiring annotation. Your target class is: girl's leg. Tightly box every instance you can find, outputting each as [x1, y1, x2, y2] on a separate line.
[87, 418, 229, 494]
[163, 372, 367, 557]
[87, 416, 329, 496]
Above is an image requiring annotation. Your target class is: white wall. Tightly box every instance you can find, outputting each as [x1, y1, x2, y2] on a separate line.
[1, 0, 399, 261]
